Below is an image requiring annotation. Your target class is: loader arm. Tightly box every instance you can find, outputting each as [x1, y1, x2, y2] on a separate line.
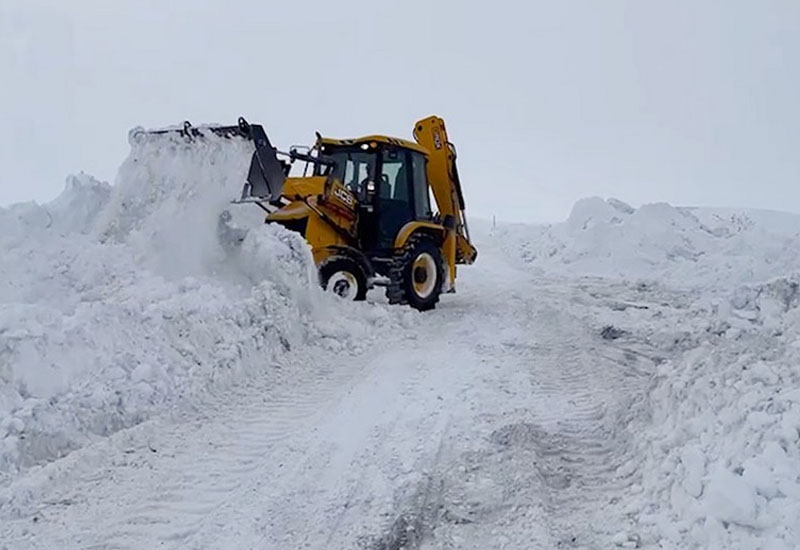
[413, 116, 478, 287]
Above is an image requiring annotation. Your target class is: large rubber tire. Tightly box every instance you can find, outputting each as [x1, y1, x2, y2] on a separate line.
[386, 234, 444, 311]
[319, 257, 368, 301]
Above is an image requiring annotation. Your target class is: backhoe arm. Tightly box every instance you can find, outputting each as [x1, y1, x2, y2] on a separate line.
[413, 117, 477, 287]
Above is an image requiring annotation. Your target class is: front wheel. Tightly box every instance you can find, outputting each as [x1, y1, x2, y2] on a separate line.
[319, 257, 368, 301]
[386, 235, 444, 311]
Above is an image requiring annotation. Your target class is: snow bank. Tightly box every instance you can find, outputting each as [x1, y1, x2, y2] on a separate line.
[493, 199, 800, 547]
[493, 197, 800, 289]
[635, 276, 800, 549]
[0, 130, 369, 479]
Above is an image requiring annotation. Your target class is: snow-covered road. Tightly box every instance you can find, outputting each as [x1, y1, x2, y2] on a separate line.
[0, 242, 665, 549]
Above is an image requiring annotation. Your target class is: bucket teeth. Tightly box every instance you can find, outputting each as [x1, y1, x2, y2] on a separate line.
[132, 120, 251, 144]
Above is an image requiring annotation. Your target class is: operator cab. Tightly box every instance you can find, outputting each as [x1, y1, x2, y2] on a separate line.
[317, 140, 434, 253]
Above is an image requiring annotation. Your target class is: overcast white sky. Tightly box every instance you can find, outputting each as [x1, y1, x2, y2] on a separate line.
[1, 0, 798, 222]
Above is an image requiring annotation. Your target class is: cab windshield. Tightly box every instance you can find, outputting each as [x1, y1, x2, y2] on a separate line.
[316, 147, 376, 195]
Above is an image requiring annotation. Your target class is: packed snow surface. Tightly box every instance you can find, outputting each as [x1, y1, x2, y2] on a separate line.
[2, 140, 799, 550]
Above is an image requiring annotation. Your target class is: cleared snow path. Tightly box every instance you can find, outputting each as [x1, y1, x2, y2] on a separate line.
[0, 238, 668, 549]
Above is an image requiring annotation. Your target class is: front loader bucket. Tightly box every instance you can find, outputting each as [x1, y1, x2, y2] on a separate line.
[240, 119, 286, 202]
[132, 117, 286, 203]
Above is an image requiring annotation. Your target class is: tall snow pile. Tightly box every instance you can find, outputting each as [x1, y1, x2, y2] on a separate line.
[493, 196, 800, 288]
[0, 131, 342, 479]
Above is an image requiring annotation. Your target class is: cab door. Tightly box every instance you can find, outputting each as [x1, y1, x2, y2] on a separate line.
[374, 147, 415, 251]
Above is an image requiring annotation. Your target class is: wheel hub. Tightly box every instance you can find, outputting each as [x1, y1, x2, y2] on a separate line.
[411, 253, 437, 299]
[333, 279, 351, 296]
[327, 271, 359, 301]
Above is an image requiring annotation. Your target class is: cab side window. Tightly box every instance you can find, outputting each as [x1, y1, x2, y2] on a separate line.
[411, 152, 432, 219]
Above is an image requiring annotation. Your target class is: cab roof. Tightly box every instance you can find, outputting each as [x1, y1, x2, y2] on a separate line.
[318, 134, 429, 155]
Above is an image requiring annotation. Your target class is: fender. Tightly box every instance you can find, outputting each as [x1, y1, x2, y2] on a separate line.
[316, 245, 376, 279]
[393, 221, 445, 250]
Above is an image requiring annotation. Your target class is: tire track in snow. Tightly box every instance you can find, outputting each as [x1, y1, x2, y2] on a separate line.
[0, 332, 415, 549]
[416, 263, 658, 548]
[522, 300, 654, 547]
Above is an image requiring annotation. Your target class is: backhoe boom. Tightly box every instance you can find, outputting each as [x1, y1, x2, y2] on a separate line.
[413, 116, 478, 288]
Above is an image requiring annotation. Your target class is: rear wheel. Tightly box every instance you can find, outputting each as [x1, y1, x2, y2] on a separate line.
[386, 234, 443, 311]
[319, 257, 367, 301]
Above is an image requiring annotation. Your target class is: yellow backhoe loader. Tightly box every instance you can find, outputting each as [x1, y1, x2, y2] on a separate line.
[149, 116, 477, 310]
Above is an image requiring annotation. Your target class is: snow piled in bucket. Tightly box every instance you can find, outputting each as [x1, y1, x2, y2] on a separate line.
[96, 129, 265, 278]
[0, 131, 325, 478]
